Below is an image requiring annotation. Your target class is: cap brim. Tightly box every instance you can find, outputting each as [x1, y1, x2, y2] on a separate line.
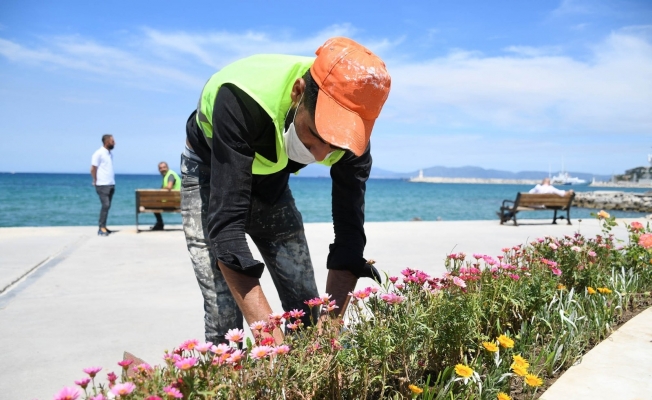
[314, 89, 375, 157]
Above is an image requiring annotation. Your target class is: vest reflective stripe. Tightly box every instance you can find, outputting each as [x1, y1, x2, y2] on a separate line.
[162, 170, 181, 190]
[196, 54, 345, 175]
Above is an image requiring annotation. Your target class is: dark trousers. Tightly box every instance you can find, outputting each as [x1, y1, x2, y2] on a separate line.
[154, 213, 164, 225]
[180, 154, 319, 344]
[95, 185, 115, 228]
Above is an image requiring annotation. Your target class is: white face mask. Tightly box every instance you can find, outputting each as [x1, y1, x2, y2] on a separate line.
[283, 93, 316, 165]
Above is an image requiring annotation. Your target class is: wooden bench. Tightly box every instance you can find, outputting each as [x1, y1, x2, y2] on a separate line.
[499, 192, 575, 226]
[135, 189, 181, 232]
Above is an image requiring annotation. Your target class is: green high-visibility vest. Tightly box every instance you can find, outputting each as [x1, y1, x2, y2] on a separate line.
[162, 170, 181, 190]
[196, 54, 345, 175]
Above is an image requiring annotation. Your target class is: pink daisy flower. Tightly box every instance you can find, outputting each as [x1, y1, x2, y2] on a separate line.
[110, 382, 136, 396]
[211, 343, 231, 356]
[163, 386, 183, 399]
[180, 339, 199, 351]
[388, 276, 398, 283]
[380, 293, 405, 305]
[90, 395, 106, 400]
[324, 300, 339, 312]
[174, 357, 197, 370]
[350, 289, 371, 300]
[304, 297, 323, 307]
[225, 328, 245, 343]
[286, 322, 299, 330]
[74, 378, 91, 389]
[273, 345, 290, 355]
[53, 387, 80, 400]
[452, 276, 466, 288]
[226, 349, 245, 364]
[195, 342, 213, 354]
[117, 359, 133, 369]
[250, 345, 272, 360]
[82, 366, 102, 378]
[289, 309, 305, 319]
[250, 320, 266, 331]
[551, 267, 562, 276]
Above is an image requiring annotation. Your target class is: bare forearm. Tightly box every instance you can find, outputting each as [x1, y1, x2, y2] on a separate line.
[90, 166, 97, 184]
[218, 261, 283, 343]
[325, 269, 358, 317]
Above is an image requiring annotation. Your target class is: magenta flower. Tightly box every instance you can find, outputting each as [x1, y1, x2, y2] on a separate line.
[395, 284, 405, 290]
[163, 386, 183, 399]
[509, 274, 520, 281]
[549, 243, 558, 250]
[106, 371, 118, 384]
[452, 276, 466, 288]
[110, 382, 136, 396]
[588, 250, 597, 257]
[400, 268, 415, 277]
[90, 395, 106, 400]
[551, 267, 562, 276]
[134, 363, 153, 373]
[174, 357, 198, 370]
[145, 397, 162, 400]
[74, 377, 91, 389]
[53, 387, 81, 400]
[117, 359, 133, 369]
[320, 293, 332, 304]
[82, 366, 102, 378]
[287, 322, 299, 330]
[250, 345, 272, 360]
[273, 345, 291, 355]
[225, 328, 245, 343]
[180, 339, 199, 351]
[389, 276, 398, 283]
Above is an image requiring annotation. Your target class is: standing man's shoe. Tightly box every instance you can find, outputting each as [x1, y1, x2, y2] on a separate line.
[98, 227, 110, 236]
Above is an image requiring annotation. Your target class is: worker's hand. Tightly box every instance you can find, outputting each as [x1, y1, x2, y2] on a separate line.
[351, 260, 382, 283]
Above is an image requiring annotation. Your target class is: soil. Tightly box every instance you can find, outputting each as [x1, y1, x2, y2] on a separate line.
[511, 296, 652, 400]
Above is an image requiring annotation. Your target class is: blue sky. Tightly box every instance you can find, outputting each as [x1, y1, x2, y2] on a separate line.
[1, 0, 650, 175]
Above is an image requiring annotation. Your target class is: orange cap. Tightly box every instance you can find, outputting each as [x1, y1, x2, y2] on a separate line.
[311, 37, 391, 157]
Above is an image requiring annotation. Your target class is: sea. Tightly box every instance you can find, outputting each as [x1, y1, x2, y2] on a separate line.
[0, 172, 648, 227]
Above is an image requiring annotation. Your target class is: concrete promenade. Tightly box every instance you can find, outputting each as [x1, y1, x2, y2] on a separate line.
[0, 218, 650, 399]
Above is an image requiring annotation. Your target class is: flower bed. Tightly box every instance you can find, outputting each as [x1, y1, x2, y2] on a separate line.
[55, 214, 652, 400]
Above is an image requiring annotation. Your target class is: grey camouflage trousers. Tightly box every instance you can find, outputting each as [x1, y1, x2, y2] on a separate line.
[180, 153, 319, 344]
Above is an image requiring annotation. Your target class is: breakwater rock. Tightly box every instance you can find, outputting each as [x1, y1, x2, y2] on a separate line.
[574, 191, 652, 213]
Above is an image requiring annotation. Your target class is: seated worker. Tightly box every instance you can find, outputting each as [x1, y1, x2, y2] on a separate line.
[152, 161, 181, 231]
[181, 37, 390, 345]
[529, 177, 574, 196]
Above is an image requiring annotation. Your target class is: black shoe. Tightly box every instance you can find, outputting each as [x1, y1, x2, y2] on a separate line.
[98, 228, 110, 236]
[150, 224, 164, 231]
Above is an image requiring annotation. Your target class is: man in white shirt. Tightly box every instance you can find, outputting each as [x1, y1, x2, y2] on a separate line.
[529, 178, 573, 196]
[90, 134, 116, 236]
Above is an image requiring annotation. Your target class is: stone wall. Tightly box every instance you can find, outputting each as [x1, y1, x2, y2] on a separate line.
[574, 191, 652, 213]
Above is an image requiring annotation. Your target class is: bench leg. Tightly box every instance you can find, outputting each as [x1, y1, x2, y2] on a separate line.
[136, 213, 139, 233]
[552, 210, 558, 225]
[566, 208, 572, 225]
[513, 213, 518, 226]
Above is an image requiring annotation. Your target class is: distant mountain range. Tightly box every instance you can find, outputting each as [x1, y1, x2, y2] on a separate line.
[294, 164, 613, 181]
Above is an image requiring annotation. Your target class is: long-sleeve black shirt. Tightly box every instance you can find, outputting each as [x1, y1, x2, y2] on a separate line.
[186, 83, 371, 278]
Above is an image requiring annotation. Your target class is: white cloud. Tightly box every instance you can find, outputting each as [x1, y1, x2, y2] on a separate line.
[384, 27, 652, 134]
[0, 24, 650, 138]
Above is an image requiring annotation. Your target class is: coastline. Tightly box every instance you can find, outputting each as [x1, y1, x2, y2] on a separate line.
[409, 177, 541, 185]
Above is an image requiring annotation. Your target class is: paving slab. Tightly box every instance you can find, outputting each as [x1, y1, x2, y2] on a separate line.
[0, 218, 646, 399]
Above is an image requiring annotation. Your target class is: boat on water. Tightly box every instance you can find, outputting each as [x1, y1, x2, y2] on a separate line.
[550, 172, 587, 185]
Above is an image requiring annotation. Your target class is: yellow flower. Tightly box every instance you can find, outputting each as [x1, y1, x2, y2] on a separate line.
[497, 334, 514, 348]
[482, 341, 499, 352]
[512, 354, 529, 369]
[454, 364, 474, 378]
[511, 364, 528, 377]
[524, 373, 543, 387]
[557, 284, 566, 290]
[408, 384, 423, 394]
[597, 287, 612, 294]
[497, 393, 512, 400]
[597, 210, 610, 219]
[587, 287, 596, 295]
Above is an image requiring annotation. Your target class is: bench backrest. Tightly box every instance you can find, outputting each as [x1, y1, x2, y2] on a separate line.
[136, 189, 181, 210]
[516, 193, 574, 209]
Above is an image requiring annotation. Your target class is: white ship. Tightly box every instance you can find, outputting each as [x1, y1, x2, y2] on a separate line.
[550, 171, 587, 185]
